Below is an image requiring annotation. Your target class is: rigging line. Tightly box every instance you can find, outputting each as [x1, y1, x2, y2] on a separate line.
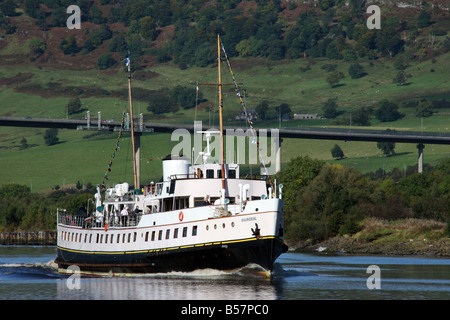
[101, 111, 126, 190]
[219, 39, 269, 175]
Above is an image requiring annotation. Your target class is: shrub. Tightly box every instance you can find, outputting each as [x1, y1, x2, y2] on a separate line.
[43, 128, 59, 146]
[348, 63, 365, 79]
[97, 53, 117, 70]
[59, 35, 79, 55]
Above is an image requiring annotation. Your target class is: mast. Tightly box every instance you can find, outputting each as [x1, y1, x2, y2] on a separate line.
[217, 34, 226, 191]
[126, 54, 138, 189]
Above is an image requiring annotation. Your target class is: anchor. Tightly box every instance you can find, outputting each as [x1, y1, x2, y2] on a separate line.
[251, 223, 260, 238]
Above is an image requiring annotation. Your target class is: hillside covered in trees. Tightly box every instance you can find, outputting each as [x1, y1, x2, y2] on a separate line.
[0, 0, 448, 69]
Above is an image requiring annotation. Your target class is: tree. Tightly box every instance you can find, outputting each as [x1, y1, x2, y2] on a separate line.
[109, 35, 128, 54]
[169, 85, 201, 109]
[326, 70, 344, 88]
[394, 55, 408, 70]
[97, 53, 117, 70]
[348, 63, 365, 79]
[331, 144, 344, 160]
[20, 137, 28, 150]
[377, 141, 395, 156]
[44, 128, 59, 146]
[415, 100, 434, 118]
[322, 99, 338, 118]
[0, 0, 18, 16]
[417, 10, 431, 28]
[255, 101, 269, 120]
[67, 98, 82, 115]
[352, 107, 372, 126]
[276, 103, 292, 120]
[280, 156, 325, 210]
[89, 5, 105, 24]
[59, 35, 79, 55]
[29, 38, 46, 58]
[147, 94, 179, 114]
[375, 100, 403, 122]
[393, 71, 408, 86]
[140, 16, 157, 40]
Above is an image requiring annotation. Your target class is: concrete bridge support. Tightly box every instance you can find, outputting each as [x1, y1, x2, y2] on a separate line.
[417, 143, 425, 173]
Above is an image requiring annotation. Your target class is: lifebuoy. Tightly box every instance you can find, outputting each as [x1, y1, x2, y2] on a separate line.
[179, 211, 184, 221]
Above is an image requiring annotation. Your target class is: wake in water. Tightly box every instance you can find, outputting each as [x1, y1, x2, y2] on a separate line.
[98, 263, 275, 280]
[0, 259, 298, 282]
[0, 260, 61, 280]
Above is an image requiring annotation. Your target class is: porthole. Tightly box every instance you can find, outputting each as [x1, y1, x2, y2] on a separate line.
[222, 223, 226, 229]
[231, 222, 235, 227]
[214, 224, 217, 230]
[206, 225, 209, 231]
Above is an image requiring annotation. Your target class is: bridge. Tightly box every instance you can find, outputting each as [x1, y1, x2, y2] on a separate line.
[1, 115, 450, 177]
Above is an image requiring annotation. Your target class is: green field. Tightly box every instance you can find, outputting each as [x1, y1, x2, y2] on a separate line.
[0, 52, 449, 191]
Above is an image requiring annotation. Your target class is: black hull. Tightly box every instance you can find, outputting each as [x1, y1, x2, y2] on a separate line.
[55, 237, 287, 275]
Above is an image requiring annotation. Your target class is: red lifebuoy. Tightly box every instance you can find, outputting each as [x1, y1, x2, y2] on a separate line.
[179, 211, 184, 221]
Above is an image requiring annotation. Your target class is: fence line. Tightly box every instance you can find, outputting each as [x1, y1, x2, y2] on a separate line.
[0, 231, 57, 245]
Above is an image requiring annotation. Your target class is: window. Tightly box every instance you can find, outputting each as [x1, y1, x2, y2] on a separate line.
[105, 234, 108, 243]
[228, 169, 236, 179]
[206, 169, 214, 178]
[133, 232, 137, 242]
[128, 233, 131, 243]
[122, 233, 126, 243]
[192, 226, 198, 236]
[158, 230, 163, 240]
[151, 231, 156, 241]
[194, 197, 204, 207]
[89, 234, 92, 243]
[145, 231, 149, 242]
[174, 228, 179, 239]
[110, 234, 114, 243]
[96, 233, 99, 243]
[182, 227, 188, 237]
[166, 229, 170, 240]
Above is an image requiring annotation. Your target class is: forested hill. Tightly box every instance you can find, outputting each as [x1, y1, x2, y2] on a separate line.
[0, 0, 448, 71]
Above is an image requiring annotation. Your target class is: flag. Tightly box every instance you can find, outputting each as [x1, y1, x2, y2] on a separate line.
[124, 55, 130, 67]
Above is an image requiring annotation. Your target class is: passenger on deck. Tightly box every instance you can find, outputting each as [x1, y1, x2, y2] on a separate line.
[121, 207, 129, 226]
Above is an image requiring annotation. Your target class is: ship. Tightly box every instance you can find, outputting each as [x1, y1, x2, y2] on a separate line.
[55, 35, 287, 277]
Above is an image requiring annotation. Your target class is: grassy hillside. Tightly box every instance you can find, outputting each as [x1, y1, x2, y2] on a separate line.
[0, 1, 449, 191]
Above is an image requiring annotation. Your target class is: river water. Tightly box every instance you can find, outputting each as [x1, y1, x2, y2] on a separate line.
[0, 246, 449, 300]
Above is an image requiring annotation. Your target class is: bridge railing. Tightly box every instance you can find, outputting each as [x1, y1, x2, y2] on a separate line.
[281, 127, 450, 138]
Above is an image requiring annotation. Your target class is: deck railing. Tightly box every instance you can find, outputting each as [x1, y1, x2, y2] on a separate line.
[57, 208, 142, 229]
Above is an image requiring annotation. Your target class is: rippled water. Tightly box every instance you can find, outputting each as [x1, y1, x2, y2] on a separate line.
[0, 246, 449, 300]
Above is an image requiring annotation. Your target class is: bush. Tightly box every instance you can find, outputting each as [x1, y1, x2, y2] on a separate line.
[147, 94, 179, 114]
[375, 100, 403, 122]
[43, 128, 59, 146]
[348, 63, 365, 79]
[331, 144, 344, 160]
[97, 53, 117, 70]
[59, 35, 79, 55]
[326, 70, 344, 88]
[67, 97, 81, 115]
[322, 98, 338, 118]
[169, 85, 202, 109]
